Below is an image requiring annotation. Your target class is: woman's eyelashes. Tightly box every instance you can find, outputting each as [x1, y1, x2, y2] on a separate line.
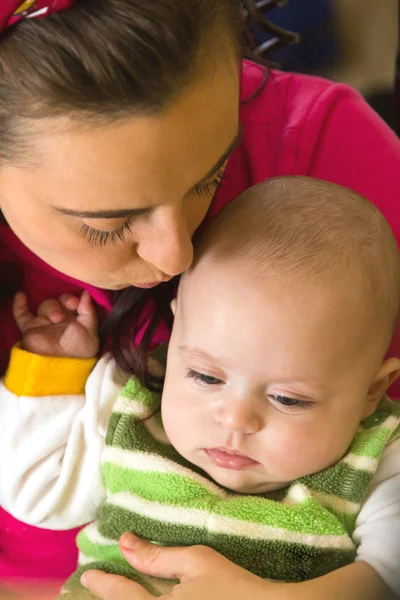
[80, 217, 133, 247]
[80, 165, 227, 247]
[194, 165, 226, 197]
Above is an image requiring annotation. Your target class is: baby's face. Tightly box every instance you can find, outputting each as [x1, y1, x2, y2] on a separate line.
[161, 260, 383, 494]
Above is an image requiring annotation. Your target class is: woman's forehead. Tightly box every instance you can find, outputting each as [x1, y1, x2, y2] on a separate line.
[21, 66, 240, 213]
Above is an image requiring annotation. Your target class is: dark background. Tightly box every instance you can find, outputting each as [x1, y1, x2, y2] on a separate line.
[254, 0, 398, 131]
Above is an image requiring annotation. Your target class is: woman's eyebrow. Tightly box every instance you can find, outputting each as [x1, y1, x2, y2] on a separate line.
[197, 126, 243, 184]
[54, 206, 148, 219]
[53, 128, 243, 220]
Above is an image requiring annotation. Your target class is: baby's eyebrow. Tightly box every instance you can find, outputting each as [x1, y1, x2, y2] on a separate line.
[273, 381, 330, 398]
[179, 346, 218, 363]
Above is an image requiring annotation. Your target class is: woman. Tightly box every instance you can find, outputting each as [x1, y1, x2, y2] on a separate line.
[0, 0, 399, 598]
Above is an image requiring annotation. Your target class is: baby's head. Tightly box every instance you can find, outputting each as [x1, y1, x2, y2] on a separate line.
[161, 176, 400, 494]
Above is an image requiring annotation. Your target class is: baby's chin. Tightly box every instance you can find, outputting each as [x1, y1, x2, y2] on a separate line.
[202, 466, 291, 495]
[174, 446, 291, 495]
[223, 479, 290, 495]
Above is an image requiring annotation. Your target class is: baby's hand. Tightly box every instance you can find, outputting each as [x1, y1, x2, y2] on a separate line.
[13, 291, 99, 358]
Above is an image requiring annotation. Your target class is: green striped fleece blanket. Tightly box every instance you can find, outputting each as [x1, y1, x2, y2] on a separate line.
[61, 368, 400, 598]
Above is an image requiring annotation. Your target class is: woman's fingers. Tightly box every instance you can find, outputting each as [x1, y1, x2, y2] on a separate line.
[119, 534, 218, 581]
[81, 571, 152, 600]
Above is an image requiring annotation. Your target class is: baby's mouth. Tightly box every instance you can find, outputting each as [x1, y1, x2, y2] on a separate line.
[203, 447, 260, 470]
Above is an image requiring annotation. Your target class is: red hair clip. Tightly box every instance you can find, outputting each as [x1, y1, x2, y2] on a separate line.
[0, 0, 75, 34]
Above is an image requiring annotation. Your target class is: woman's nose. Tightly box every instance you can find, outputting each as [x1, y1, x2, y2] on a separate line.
[136, 209, 194, 277]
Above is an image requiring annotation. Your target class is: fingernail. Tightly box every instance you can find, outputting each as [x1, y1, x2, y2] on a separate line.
[51, 312, 64, 322]
[120, 533, 138, 550]
[80, 573, 88, 587]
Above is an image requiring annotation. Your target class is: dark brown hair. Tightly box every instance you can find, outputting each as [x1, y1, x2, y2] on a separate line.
[0, 0, 243, 161]
[0, 0, 296, 384]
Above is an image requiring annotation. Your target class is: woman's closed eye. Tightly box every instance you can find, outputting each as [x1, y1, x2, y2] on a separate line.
[79, 165, 227, 247]
[194, 165, 226, 197]
[80, 217, 133, 247]
[186, 368, 224, 387]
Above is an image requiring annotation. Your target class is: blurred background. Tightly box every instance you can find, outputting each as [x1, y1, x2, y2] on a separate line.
[252, 0, 399, 131]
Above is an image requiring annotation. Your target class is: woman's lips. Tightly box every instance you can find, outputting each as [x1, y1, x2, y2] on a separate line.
[135, 278, 172, 289]
[134, 282, 160, 289]
[204, 448, 260, 470]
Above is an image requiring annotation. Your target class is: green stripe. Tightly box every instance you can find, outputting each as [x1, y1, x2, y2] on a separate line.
[103, 461, 365, 534]
[96, 499, 349, 547]
[213, 495, 347, 535]
[79, 504, 355, 583]
[120, 377, 160, 408]
[350, 427, 391, 458]
[212, 532, 355, 581]
[313, 503, 358, 534]
[106, 418, 211, 482]
[105, 412, 122, 446]
[99, 479, 348, 536]
[97, 501, 206, 546]
[301, 462, 373, 504]
[77, 530, 122, 562]
[104, 463, 221, 505]
[107, 417, 175, 457]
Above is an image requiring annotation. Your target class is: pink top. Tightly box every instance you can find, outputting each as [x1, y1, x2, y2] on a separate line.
[1, 62, 400, 584]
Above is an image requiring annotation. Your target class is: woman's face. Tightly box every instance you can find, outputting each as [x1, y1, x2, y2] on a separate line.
[0, 63, 240, 289]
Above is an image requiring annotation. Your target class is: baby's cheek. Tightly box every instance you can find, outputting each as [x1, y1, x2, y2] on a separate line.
[267, 425, 344, 480]
[162, 390, 194, 447]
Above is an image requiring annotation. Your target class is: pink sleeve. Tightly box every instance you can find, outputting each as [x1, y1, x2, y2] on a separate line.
[306, 87, 400, 398]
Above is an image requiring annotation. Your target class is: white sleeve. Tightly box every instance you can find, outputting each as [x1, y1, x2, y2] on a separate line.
[0, 354, 129, 530]
[353, 436, 400, 595]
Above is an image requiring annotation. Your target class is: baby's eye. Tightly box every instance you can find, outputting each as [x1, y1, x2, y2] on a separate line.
[274, 395, 299, 406]
[185, 368, 224, 387]
[270, 395, 313, 412]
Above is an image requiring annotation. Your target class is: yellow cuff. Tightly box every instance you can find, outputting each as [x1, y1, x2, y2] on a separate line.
[4, 345, 97, 397]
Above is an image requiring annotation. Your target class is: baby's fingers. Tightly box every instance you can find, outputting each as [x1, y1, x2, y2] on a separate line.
[13, 292, 35, 332]
[59, 294, 80, 313]
[37, 299, 66, 324]
[77, 291, 98, 336]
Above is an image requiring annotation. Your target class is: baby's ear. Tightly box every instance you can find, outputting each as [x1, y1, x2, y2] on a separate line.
[363, 357, 400, 418]
[170, 298, 177, 316]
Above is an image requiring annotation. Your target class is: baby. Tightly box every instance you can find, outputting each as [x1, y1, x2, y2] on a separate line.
[1, 176, 400, 598]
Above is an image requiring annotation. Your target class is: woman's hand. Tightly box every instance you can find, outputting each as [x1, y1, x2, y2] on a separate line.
[81, 535, 395, 600]
[81, 533, 271, 600]
[13, 290, 99, 358]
